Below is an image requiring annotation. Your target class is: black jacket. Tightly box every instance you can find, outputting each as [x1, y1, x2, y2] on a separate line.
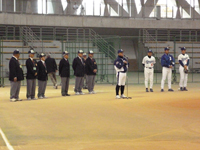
[9, 57, 24, 81]
[85, 57, 98, 75]
[37, 61, 48, 81]
[59, 58, 70, 77]
[72, 57, 85, 77]
[45, 57, 57, 73]
[26, 58, 38, 79]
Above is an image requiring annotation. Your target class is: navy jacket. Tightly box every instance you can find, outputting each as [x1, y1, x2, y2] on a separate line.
[161, 54, 175, 68]
[59, 58, 70, 77]
[85, 57, 97, 75]
[114, 56, 128, 73]
[26, 58, 38, 79]
[45, 57, 57, 73]
[37, 61, 48, 81]
[72, 57, 85, 77]
[9, 57, 24, 81]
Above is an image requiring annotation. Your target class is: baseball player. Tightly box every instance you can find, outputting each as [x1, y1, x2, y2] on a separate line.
[114, 49, 128, 99]
[161, 47, 175, 92]
[142, 49, 156, 92]
[178, 47, 190, 91]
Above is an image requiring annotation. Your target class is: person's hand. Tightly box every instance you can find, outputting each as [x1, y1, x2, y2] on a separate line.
[14, 77, 17, 82]
[35, 73, 37, 76]
[93, 69, 97, 73]
[184, 65, 187, 70]
[123, 61, 127, 64]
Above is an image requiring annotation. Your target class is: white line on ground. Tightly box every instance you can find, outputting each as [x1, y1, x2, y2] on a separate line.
[0, 127, 14, 150]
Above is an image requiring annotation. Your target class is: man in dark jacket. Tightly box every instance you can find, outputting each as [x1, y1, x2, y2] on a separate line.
[26, 49, 37, 100]
[85, 50, 97, 94]
[37, 53, 48, 99]
[72, 50, 85, 95]
[9, 49, 24, 102]
[59, 51, 70, 96]
[45, 53, 58, 89]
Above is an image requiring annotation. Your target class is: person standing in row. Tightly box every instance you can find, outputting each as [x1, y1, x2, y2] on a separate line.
[45, 53, 58, 89]
[72, 50, 85, 95]
[9, 50, 24, 102]
[178, 47, 190, 91]
[37, 53, 48, 99]
[26, 49, 38, 100]
[59, 51, 70, 96]
[142, 49, 156, 92]
[85, 50, 97, 94]
[161, 47, 175, 92]
[83, 53, 88, 89]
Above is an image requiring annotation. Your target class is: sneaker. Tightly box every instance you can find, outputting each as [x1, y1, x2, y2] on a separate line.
[168, 89, 174, 92]
[146, 88, 149, 92]
[10, 98, 17, 102]
[75, 92, 80, 95]
[92, 91, 96, 94]
[43, 96, 47, 99]
[161, 89, 164, 92]
[150, 89, 153, 92]
[38, 96, 43, 99]
[89, 92, 93, 94]
[17, 98, 22, 101]
[116, 95, 121, 99]
[32, 97, 38, 100]
[183, 87, 188, 91]
[121, 94, 127, 98]
[180, 87, 184, 91]
[27, 97, 31, 100]
[79, 92, 85, 95]
[66, 94, 70, 96]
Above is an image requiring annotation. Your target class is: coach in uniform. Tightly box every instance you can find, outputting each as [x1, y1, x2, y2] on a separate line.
[26, 49, 38, 100]
[114, 49, 128, 99]
[37, 53, 48, 99]
[178, 47, 190, 91]
[72, 50, 85, 95]
[85, 50, 97, 94]
[142, 49, 156, 92]
[161, 47, 175, 92]
[59, 51, 70, 96]
[9, 49, 24, 102]
[45, 53, 58, 89]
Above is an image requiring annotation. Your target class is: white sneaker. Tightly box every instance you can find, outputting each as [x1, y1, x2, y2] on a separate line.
[75, 92, 80, 95]
[17, 98, 22, 101]
[32, 97, 38, 100]
[27, 97, 31, 100]
[92, 91, 96, 94]
[116, 95, 121, 99]
[80, 92, 85, 95]
[89, 92, 93, 94]
[10, 98, 17, 102]
[38, 96, 43, 99]
[121, 94, 127, 98]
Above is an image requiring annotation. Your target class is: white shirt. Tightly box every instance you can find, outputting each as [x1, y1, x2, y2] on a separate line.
[178, 53, 190, 66]
[13, 55, 18, 60]
[30, 57, 33, 61]
[142, 56, 156, 68]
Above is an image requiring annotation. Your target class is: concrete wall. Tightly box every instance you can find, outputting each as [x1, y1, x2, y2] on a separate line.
[1, 13, 200, 29]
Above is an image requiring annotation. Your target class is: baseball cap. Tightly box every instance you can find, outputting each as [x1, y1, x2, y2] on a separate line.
[148, 49, 153, 53]
[181, 47, 186, 50]
[63, 51, 69, 55]
[118, 49, 123, 53]
[89, 50, 94, 54]
[83, 53, 87, 56]
[39, 53, 46, 57]
[164, 47, 170, 51]
[28, 49, 35, 54]
[13, 49, 20, 54]
[78, 50, 84, 53]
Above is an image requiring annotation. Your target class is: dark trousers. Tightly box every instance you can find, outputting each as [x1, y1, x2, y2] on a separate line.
[86, 75, 96, 92]
[26, 79, 36, 98]
[10, 81, 21, 99]
[75, 76, 84, 92]
[61, 77, 70, 96]
[38, 80, 47, 97]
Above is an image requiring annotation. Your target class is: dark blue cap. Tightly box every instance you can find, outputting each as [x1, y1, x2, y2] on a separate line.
[118, 49, 123, 53]
[181, 47, 186, 50]
[39, 53, 46, 57]
[164, 47, 170, 51]
[148, 49, 153, 53]
[13, 49, 20, 54]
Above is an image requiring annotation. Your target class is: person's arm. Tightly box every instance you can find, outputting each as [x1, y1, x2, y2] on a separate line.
[58, 60, 63, 76]
[186, 59, 189, 66]
[161, 56, 169, 68]
[114, 59, 123, 69]
[171, 55, 175, 66]
[10, 59, 17, 81]
[54, 59, 58, 71]
[72, 58, 77, 71]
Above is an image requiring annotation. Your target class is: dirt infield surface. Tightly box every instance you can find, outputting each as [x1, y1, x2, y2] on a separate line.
[0, 83, 200, 150]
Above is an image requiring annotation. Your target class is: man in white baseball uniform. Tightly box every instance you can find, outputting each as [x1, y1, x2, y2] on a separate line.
[161, 47, 175, 92]
[178, 47, 190, 91]
[142, 49, 156, 92]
